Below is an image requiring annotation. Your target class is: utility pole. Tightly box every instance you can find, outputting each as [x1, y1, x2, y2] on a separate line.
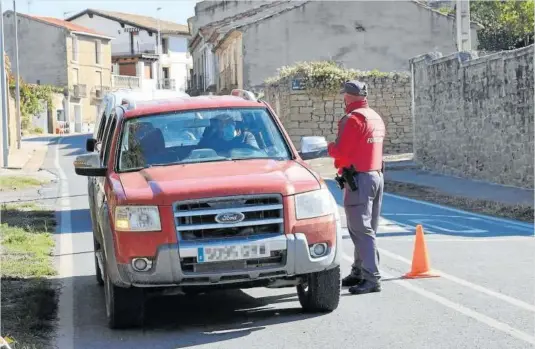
[456, 0, 472, 51]
[156, 7, 162, 90]
[13, 0, 22, 149]
[1, 0, 10, 167]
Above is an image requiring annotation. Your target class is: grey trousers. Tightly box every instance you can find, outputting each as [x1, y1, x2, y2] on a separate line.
[343, 171, 384, 284]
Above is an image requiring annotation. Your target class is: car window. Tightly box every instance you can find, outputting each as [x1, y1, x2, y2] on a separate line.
[100, 108, 117, 162]
[94, 98, 108, 140]
[96, 110, 107, 142]
[102, 117, 117, 166]
[117, 107, 291, 172]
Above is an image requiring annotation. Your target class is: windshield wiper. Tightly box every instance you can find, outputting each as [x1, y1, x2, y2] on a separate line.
[231, 156, 287, 161]
[119, 166, 145, 173]
[147, 158, 232, 167]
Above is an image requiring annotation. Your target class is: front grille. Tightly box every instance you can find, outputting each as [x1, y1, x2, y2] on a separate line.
[173, 194, 284, 241]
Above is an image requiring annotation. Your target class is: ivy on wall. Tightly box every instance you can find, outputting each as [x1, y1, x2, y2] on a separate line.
[8, 79, 63, 130]
[265, 61, 408, 96]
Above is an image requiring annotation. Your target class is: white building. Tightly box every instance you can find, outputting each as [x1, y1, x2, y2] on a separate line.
[186, 1, 280, 95]
[67, 9, 192, 93]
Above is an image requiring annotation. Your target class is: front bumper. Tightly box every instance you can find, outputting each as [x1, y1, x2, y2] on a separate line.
[106, 215, 343, 288]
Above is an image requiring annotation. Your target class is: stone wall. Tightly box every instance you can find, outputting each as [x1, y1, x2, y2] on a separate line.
[264, 76, 413, 154]
[411, 45, 534, 188]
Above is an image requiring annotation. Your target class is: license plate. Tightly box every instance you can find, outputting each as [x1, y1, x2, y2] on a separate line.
[197, 244, 270, 263]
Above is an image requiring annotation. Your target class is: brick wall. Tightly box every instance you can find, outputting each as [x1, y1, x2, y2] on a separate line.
[411, 45, 534, 188]
[264, 75, 413, 154]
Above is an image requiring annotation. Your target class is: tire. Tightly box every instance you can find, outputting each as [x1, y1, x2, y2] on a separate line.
[93, 238, 104, 286]
[103, 268, 145, 329]
[297, 266, 341, 312]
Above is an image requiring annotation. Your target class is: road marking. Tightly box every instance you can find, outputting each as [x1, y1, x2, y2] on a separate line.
[374, 215, 534, 240]
[384, 193, 534, 231]
[377, 237, 534, 242]
[407, 219, 487, 234]
[342, 254, 535, 345]
[377, 248, 535, 313]
[52, 137, 75, 349]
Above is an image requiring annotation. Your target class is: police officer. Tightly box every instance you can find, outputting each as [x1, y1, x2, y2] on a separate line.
[327, 80, 386, 295]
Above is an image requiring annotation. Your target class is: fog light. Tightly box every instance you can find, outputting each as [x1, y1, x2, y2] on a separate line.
[309, 243, 328, 258]
[131, 258, 152, 272]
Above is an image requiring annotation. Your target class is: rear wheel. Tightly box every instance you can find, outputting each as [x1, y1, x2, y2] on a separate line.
[103, 266, 145, 329]
[297, 266, 341, 312]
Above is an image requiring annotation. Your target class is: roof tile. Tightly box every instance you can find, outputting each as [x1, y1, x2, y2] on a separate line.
[70, 9, 190, 35]
[31, 15, 108, 36]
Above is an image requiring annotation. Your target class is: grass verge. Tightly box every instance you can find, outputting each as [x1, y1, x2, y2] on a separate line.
[385, 180, 534, 223]
[0, 176, 47, 192]
[1, 202, 58, 349]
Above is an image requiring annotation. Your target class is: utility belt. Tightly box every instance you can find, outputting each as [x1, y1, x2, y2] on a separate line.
[334, 162, 385, 192]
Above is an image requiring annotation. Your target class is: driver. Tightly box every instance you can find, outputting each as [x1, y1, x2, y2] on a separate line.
[199, 113, 259, 151]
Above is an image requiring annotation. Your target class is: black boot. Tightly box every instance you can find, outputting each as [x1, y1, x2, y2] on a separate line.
[342, 273, 364, 287]
[348, 280, 381, 295]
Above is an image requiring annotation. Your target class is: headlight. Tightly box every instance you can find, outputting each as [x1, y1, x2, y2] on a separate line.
[294, 188, 337, 220]
[114, 206, 161, 232]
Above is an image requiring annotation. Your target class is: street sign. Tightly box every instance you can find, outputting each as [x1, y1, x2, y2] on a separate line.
[291, 78, 306, 91]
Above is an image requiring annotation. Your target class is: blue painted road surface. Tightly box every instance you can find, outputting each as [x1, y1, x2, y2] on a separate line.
[50, 135, 535, 349]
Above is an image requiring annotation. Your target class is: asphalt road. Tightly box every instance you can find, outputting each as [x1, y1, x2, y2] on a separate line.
[45, 135, 535, 349]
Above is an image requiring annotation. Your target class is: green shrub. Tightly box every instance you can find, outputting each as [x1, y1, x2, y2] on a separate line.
[265, 61, 408, 95]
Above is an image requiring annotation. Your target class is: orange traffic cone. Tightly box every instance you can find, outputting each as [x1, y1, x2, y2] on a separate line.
[403, 225, 440, 279]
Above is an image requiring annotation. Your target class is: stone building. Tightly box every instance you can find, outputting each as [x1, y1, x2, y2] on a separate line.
[2, 11, 113, 133]
[188, 0, 482, 92]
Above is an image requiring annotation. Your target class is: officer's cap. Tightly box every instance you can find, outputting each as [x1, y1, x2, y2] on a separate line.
[340, 80, 368, 97]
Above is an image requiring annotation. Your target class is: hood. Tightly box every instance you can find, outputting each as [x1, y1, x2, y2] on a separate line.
[117, 159, 321, 205]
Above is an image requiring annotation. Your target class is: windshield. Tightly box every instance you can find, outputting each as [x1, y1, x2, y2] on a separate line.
[117, 107, 292, 172]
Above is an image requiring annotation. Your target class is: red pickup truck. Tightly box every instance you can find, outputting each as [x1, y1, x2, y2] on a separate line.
[74, 89, 342, 329]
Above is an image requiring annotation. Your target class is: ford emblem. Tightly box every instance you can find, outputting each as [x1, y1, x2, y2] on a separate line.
[215, 212, 245, 224]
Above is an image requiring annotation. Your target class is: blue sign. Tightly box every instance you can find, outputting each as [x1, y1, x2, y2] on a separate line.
[292, 78, 306, 90]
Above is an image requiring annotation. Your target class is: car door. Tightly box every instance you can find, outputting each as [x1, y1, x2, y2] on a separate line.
[94, 107, 119, 236]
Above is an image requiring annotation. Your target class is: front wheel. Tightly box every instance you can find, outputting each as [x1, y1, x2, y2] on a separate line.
[103, 269, 145, 329]
[94, 238, 104, 286]
[297, 266, 341, 312]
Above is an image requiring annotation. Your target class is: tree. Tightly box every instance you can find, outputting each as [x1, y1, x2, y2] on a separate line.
[470, 0, 534, 51]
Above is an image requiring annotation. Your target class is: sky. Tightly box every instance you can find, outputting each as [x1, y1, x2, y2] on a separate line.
[1, 0, 200, 25]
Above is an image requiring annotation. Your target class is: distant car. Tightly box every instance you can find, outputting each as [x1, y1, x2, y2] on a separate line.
[73, 89, 342, 329]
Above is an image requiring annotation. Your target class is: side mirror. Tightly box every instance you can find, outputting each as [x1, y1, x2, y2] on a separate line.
[299, 136, 329, 160]
[86, 138, 97, 152]
[73, 153, 107, 177]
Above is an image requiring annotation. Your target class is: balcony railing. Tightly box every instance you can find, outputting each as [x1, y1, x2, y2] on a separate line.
[91, 85, 111, 99]
[158, 78, 176, 90]
[72, 84, 87, 98]
[112, 75, 141, 89]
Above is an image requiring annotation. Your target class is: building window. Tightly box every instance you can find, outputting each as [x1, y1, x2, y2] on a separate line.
[95, 71, 102, 87]
[72, 35, 79, 61]
[73, 68, 79, 85]
[95, 41, 102, 64]
[161, 38, 168, 54]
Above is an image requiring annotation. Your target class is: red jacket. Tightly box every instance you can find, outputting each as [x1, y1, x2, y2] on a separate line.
[327, 100, 386, 174]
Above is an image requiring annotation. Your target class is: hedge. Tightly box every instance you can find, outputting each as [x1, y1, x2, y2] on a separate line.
[264, 61, 409, 95]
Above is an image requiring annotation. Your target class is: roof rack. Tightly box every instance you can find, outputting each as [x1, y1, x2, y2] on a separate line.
[231, 89, 257, 102]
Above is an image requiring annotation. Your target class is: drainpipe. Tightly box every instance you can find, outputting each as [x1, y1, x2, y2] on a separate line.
[410, 60, 416, 163]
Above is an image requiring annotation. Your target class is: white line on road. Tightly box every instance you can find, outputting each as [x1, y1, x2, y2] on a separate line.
[52, 137, 75, 349]
[342, 254, 535, 345]
[377, 237, 534, 242]
[384, 193, 534, 231]
[377, 248, 535, 313]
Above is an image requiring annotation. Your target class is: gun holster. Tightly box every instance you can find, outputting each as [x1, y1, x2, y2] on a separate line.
[337, 166, 358, 192]
[335, 174, 345, 190]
